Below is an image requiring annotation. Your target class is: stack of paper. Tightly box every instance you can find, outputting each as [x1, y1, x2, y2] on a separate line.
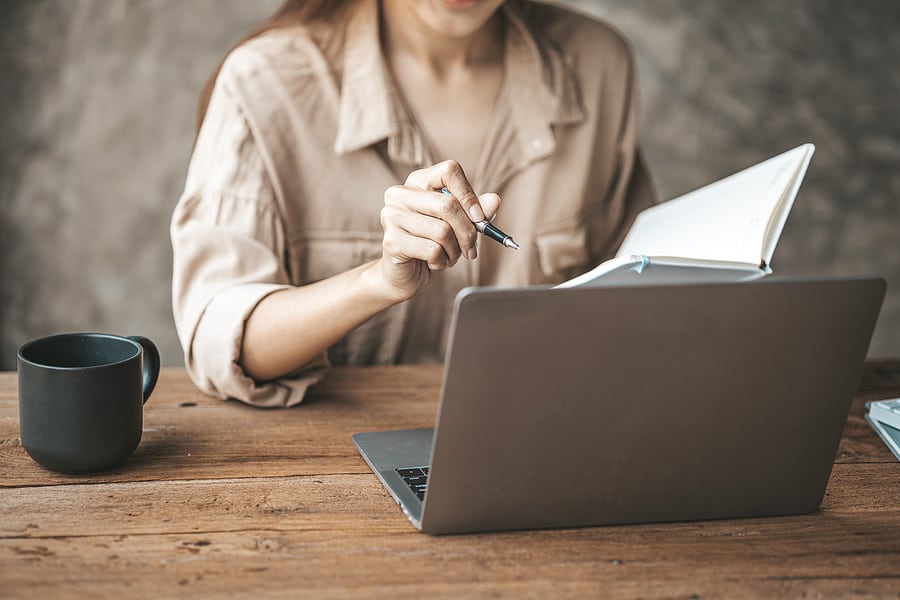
[866, 398, 900, 461]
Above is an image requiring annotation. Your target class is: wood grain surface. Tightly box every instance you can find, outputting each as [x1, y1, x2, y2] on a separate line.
[2, 363, 899, 598]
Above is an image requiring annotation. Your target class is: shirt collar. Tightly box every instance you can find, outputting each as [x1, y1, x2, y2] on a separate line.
[503, 1, 585, 164]
[333, 0, 585, 164]
[332, 0, 397, 157]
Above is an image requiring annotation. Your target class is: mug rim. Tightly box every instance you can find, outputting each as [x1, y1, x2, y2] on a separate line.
[17, 332, 142, 371]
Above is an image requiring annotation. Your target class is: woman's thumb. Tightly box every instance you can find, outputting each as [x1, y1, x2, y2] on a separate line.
[477, 192, 501, 222]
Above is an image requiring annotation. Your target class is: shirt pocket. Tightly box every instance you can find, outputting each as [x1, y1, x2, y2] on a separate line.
[289, 232, 383, 285]
[532, 219, 591, 284]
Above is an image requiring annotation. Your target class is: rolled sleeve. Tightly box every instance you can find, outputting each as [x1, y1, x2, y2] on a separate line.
[191, 282, 328, 407]
[171, 75, 328, 407]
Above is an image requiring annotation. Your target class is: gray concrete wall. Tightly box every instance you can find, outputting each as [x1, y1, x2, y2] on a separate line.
[1, 0, 898, 369]
[0, 0, 280, 368]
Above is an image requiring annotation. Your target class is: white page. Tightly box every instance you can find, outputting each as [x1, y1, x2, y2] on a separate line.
[616, 144, 815, 266]
[554, 255, 646, 288]
[760, 145, 815, 263]
[554, 255, 768, 289]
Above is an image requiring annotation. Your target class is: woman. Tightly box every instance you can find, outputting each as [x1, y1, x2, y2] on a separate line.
[171, 0, 655, 407]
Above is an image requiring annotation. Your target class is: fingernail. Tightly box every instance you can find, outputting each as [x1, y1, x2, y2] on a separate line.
[467, 247, 478, 260]
[468, 205, 485, 222]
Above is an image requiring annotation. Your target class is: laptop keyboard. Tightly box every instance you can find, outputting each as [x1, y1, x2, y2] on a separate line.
[397, 467, 430, 500]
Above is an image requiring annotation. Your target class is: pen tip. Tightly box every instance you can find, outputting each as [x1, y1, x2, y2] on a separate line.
[507, 240, 521, 250]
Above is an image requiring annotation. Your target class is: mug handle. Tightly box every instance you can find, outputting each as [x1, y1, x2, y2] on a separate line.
[128, 336, 160, 404]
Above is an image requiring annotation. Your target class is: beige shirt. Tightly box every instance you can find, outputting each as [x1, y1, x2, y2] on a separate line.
[171, 0, 656, 407]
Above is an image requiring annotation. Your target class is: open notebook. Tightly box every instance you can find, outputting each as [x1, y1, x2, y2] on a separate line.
[558, 143, 815, 288]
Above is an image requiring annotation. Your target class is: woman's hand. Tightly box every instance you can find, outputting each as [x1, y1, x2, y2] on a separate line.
[376, 160, 501, 302]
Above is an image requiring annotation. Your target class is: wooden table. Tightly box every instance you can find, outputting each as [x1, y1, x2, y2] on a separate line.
[2, 363, 900, 598]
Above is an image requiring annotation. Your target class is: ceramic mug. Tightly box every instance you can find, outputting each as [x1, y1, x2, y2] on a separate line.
[17, 332, 160, 473]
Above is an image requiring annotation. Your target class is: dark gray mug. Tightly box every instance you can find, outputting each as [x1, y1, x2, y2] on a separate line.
[17, 333, 160, 473]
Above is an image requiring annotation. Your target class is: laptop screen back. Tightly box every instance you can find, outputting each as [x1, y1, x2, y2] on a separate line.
[419, 277, 885, 534]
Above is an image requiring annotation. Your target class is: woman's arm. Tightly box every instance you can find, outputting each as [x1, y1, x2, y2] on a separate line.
[239, 160, 501, 382]
[239, 259, 392, 382]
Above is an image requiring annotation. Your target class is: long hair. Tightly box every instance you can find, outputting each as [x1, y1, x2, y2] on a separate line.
[195, 0, 351, 134]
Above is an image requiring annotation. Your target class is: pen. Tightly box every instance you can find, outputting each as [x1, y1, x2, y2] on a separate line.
[440, 187, 520, 250]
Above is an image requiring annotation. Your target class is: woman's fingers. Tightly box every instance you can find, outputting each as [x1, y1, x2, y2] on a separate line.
[478, 192, 501, 222]
[384, 185, 477, 260]
[380, 203, 462, 269]
[383, 227, 452, 272]
[405, 160, 487, 222]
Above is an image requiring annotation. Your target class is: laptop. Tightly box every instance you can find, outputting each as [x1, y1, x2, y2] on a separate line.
[353, 276, 885, 535]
